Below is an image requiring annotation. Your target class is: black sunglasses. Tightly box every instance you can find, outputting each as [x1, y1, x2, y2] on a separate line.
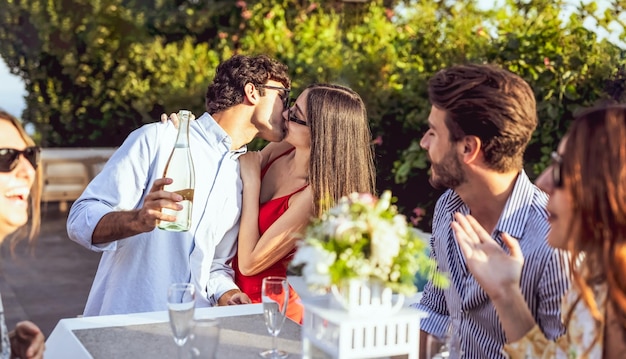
[257, 84, 291, 110]
[550, 151, 563, 188]
[0, 147, 41, 173]
[288, 106, 307, 126]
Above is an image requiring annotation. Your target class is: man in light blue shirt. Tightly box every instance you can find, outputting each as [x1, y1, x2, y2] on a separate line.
[67, 55, 292, 316]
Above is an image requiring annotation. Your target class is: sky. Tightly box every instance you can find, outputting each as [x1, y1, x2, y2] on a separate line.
[0, 0, 622, 119]
[0, 60, 27, 118]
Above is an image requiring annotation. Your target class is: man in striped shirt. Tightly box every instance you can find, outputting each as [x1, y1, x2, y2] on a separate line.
[411, 64, 569, 358]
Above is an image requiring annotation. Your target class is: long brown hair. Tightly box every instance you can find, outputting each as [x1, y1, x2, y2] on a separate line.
[305, 84, 376, 217]
[561, 104, 626, 348]
[0, 110, 42, 247]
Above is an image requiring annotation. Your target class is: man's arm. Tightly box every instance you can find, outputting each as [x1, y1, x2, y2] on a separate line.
[533, 248, 569, 339]
[67, 122, 178, 249]
[219, 289, 251, 305]
[91, 178, 183, 244]
[419, 330, 431, 359]
[411, 228, 450, 340]
[201, 209, 246, 306]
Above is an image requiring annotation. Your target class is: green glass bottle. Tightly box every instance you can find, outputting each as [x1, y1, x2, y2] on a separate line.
[158, 110, 195, 232]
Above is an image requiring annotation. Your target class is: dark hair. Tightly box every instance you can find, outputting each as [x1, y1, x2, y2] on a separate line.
[561, 104, 626, 345]
[428, 64, 537, 172]
[205, 55, 290, 114]
[305, 84, 376, 217]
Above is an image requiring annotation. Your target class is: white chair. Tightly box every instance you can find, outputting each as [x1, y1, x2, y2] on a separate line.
[41, 160, 90, 212]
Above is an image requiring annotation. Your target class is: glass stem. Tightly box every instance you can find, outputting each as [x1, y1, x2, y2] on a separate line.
[177, 344, 187, 359]
[272, 333, 278, 355]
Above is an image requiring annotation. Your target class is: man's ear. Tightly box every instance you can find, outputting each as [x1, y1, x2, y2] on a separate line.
[243, 83, 259, 105]
[460, 135, 482, 164]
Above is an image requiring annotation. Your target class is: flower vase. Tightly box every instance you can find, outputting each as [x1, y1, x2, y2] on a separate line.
[330, 279, 404, 317]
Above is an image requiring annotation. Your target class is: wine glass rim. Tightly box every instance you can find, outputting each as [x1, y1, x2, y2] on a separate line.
[263, 276, 287, 282]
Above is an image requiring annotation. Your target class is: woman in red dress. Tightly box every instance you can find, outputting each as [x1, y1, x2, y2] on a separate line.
[232, 84, 377, 323]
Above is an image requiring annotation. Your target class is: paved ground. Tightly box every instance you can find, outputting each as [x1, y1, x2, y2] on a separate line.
[0, 203, 101, 337]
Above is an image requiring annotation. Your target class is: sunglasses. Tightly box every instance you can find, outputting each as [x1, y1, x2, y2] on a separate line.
[0, 147, 41, 173]
[550, 151, 563, 188]
[257, 84, 291, 110]
[288, 104, 307, 126]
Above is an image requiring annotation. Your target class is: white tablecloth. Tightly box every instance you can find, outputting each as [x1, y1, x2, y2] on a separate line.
[45, 304, 267, 359]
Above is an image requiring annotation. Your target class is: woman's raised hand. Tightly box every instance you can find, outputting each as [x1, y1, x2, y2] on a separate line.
[451, 212, 524, 301]
[159, 112, 196, 129]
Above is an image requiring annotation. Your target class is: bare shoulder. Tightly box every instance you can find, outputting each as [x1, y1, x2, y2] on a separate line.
[288, 186, 314, 212]
[260, 141, 294, 167]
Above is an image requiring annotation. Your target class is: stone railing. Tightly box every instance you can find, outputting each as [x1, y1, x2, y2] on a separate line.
[41, 148, 117, 212]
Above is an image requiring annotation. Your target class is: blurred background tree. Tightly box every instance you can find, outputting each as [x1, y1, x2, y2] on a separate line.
[0, 0, 624, 229]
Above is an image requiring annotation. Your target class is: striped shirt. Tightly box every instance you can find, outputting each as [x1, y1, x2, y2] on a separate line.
[411, 171, 569, 358]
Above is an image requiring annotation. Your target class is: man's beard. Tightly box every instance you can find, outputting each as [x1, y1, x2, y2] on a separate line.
[428, 149, 466, 190]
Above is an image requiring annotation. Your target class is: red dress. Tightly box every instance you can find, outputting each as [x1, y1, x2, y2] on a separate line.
[233, 148, 306, 324]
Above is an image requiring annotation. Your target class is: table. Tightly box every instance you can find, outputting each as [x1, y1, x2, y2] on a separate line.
[45, 304, 310, 359]
[45, 279, 422, 358]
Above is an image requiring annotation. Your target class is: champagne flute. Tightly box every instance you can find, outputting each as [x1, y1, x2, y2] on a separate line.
[260, 276, 289, 359]
[168, 283, 196, 359]
[429, 319, 464, 358]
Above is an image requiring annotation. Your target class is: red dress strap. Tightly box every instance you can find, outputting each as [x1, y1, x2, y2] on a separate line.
[260, 147, 295, 178]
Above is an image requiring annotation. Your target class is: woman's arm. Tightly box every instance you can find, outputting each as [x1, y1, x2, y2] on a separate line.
[237, 176, 313, 276]
[237, 151, 263, 274]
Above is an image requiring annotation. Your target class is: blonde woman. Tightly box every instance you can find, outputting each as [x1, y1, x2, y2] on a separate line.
[0, 110, 45, 359]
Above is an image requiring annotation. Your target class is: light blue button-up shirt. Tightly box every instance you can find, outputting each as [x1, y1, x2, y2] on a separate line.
[67, 113, 245, 316]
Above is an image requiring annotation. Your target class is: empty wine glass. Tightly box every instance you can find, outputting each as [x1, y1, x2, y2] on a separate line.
[168, 283, 196, 359]
[429, 319, 464, 358]
[260, 276, 289, 359]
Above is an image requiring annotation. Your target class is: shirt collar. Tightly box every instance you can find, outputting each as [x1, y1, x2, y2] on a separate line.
[196, 112, 248, 159]
[446, 171, 537, 240]
[493, 171, 537, 240]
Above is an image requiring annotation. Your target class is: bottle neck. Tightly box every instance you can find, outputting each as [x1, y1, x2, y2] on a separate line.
[175, 111, 191, 146]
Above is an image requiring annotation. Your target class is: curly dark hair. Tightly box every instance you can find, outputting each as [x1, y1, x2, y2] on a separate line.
[205, 55, 290, 114]
[428, 64, 537, 172]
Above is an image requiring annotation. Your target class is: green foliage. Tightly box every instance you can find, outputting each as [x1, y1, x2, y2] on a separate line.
[1, 0, 624, 229]
[0, 0, 233, 146]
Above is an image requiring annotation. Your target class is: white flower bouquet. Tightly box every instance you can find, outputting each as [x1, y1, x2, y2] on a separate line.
[291, 190, 439, 295]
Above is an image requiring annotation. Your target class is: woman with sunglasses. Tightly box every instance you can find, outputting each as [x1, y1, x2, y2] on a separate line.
[0, 110, 46, 358]
[451, 104, 626, 358]
[231, 84, 376, 323]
